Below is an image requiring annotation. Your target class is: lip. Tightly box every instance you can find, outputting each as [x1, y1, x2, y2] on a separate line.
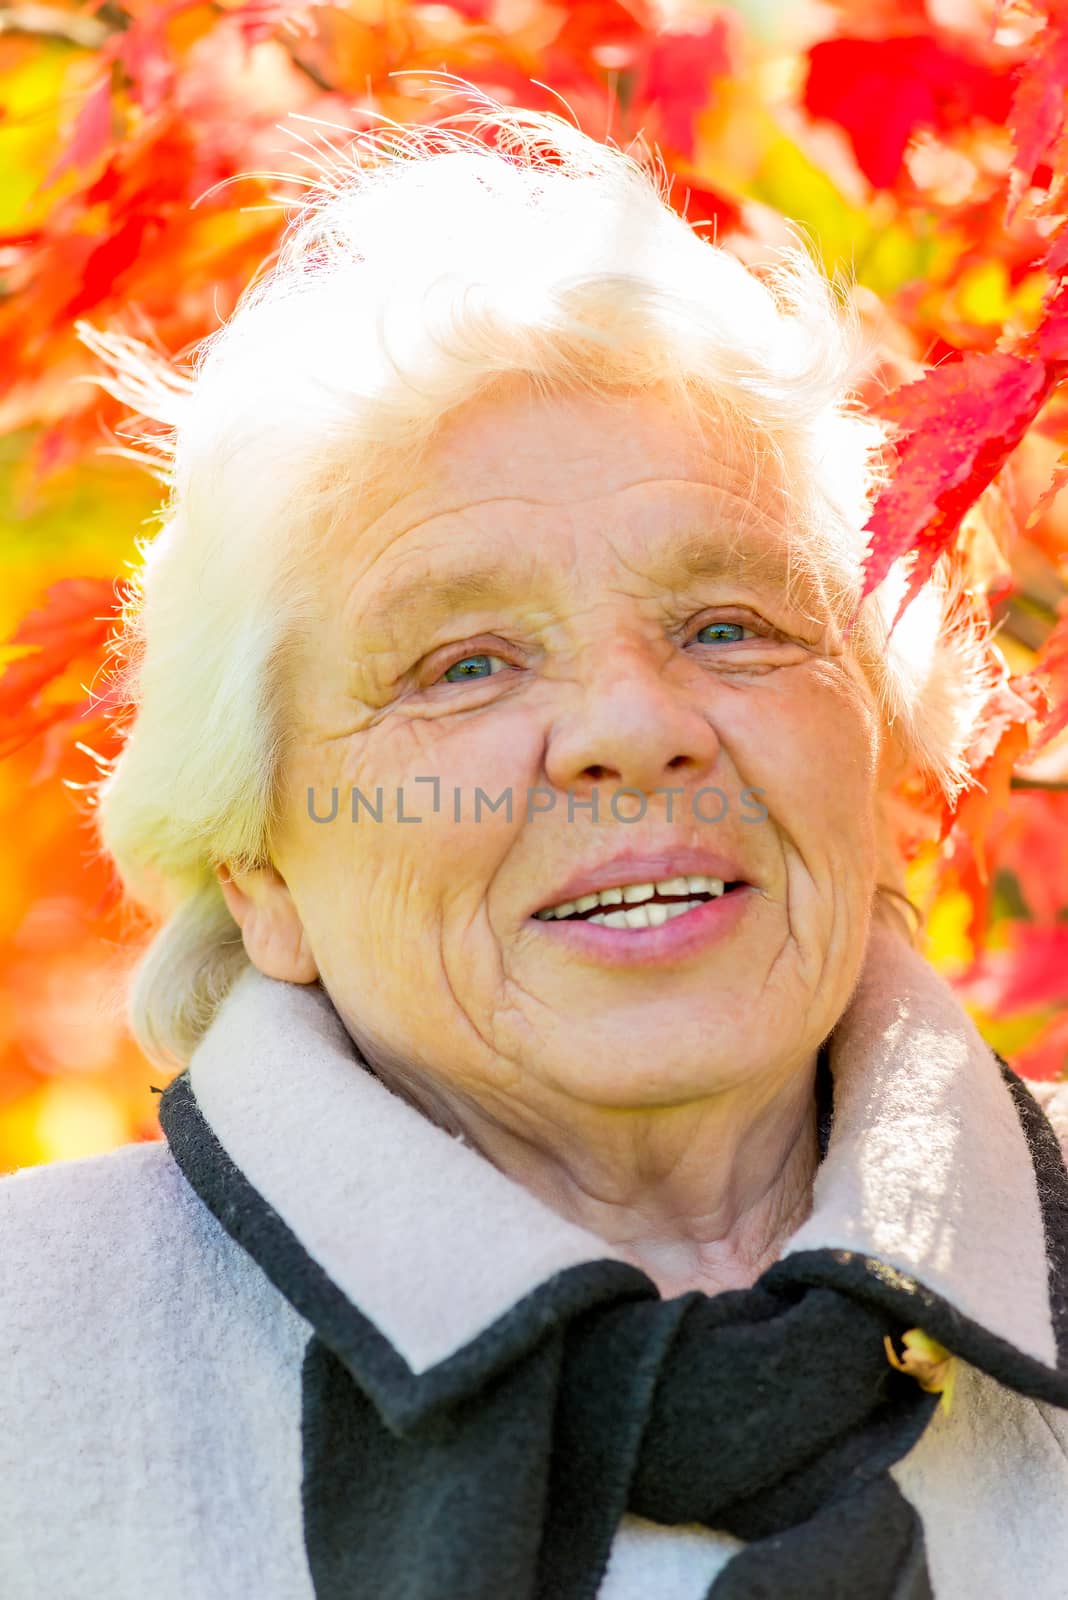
[530, 881, 757, 967]
[529, 847, 751, 920]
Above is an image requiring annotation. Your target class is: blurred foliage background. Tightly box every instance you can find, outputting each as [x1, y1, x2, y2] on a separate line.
[2, 0, 1067, 1172]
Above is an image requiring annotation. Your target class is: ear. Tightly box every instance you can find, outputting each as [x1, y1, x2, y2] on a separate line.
[216, 862, 320, 984]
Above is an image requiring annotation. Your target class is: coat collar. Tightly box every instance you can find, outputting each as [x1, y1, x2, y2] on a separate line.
[158, 956, 1068, 1429]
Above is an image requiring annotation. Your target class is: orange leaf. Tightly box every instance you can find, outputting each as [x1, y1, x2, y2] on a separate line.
[945, 719, 1032, 884]
[1027, 602, 1068, 751]
[0, 578, 118, 729]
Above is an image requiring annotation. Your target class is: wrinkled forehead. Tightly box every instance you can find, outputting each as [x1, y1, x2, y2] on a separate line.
[319, 381, 837, 624]
[418, 380, 777, 498]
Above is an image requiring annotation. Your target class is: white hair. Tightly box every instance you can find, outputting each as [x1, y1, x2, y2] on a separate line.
[77, 91, 998, 1069]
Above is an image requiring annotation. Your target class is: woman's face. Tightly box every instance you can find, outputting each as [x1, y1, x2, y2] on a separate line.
[268, 383, 881, 1119]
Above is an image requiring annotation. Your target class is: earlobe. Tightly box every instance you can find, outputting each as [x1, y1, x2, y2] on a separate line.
[215, 862, 320, 985]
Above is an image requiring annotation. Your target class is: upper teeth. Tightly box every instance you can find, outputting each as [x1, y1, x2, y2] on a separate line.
[535, 875, 727, 924]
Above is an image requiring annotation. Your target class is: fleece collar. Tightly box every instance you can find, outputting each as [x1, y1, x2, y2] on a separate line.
[158, 957, 1068, 1427]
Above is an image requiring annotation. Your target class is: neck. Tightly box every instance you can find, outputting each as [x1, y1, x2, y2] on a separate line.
[380, 1049, 824, 1300]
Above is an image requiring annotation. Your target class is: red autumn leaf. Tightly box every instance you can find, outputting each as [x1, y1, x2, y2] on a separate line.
[0, 653, 87, 726]
[672, 175, 742, 239]
[859, 352, 1054, 618]
[43, 75, 114, 190]
[220, 0, 318, 45]
[992, 792, 1068, 924]
[1029, 601, 1068, 749]
[1045, 217, 1068, 278]
[1026, 448, 1068, 526]
[113, 13, 177, 116]
[1022, 275, 1068, 365]
[979, 925, 1068, 1013]
[32, 700, 121, 786]
[0, 578, 118, 727]
[1006, 19, 1068, 221]
[0, 702, 87, 762]
[41, 3, 196, 192]
[631, 14, 735, 160]
[79, 115, 200, 223]
[62, 211, 164, 320]
[0, 698, 109, 775]
[434, 0, 491, 17]
[804, 35, 1012, 190]
[553, 0, 650, 58]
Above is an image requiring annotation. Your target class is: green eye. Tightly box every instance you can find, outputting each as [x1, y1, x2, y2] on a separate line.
[442, 653, 500, 682]
[695, 621, 748, 644]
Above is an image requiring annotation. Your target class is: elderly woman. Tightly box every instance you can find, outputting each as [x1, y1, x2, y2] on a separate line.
[3, 100, 1068, 1600]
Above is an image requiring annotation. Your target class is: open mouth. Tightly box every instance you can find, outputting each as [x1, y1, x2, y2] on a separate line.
[533, 875, 747, 930]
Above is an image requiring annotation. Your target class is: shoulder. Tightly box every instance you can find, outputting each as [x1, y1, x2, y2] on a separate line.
[0, 1134, 313, 1343]
[0, 1143, 313, 1595]
[0, 1136, 310, 1448]
[1, 1137, 193, 1262]
[0, 1138, 247, 1348]
[2, 1133, 179, 1205]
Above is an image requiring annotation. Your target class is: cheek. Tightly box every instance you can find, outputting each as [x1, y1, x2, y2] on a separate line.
[736, 665, 881, 855]
[350, 700, 546, 870]
[283, 704, 550, 928]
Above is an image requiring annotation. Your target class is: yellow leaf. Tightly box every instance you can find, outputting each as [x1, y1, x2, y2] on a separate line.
[955, 259, 1015, 327]
[885, 1328, 957, 1416]
[921, 888, 975, 977]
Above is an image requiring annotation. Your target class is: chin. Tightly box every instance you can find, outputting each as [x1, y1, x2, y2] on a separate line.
[544, 1032, 765, 1108]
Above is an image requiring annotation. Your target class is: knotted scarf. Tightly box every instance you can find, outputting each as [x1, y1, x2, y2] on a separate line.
[160, 1042, 980, 1599]
[301, 1256, 941, 1600]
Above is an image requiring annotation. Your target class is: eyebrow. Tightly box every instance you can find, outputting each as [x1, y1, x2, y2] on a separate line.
[353, 528, 815, 643]
[353, 566, 521, 641]
[670, 532, 804, 590]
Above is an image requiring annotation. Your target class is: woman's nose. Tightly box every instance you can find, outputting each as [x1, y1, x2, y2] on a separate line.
[543, 648, 722, 798]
